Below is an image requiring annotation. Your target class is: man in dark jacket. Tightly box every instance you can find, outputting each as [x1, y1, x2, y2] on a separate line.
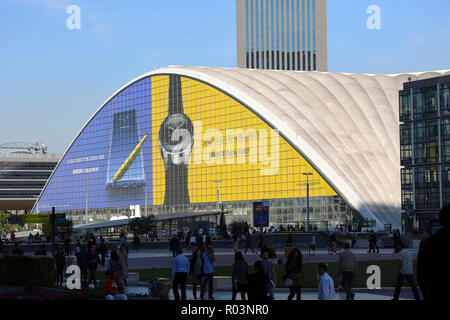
[418, 204, 450, 300]
[170, 234, 181, 257]
[77, 245, 88, 287]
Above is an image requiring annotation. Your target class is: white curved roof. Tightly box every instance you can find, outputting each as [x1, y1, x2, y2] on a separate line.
[33, 65, 450, 229]
[145, 66, 450, 229]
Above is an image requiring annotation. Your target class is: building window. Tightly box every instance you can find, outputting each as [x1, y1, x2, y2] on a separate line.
[414, 120, 438, 164]
[400, 123, 412, 165]
[441, 83, 450, 116]
[413, 86, 437, 120]
[415, 166, 440, 210]
[399, 90, 411, 121]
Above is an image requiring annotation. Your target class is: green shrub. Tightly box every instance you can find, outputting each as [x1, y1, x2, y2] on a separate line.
[2, 255, 55, 287]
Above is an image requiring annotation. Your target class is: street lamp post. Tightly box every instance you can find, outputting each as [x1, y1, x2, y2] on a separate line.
[84, 190, 88, 225]
[302, 173, 313, 231]
[213, 180, 222, 210]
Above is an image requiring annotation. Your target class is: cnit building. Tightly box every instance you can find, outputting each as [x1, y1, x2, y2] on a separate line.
[31, 66, 450, 233]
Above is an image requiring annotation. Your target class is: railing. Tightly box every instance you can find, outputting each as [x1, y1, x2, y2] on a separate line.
[0, 153, 61, 160]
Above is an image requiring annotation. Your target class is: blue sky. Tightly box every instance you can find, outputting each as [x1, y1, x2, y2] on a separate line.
[0, 0, 449, 154]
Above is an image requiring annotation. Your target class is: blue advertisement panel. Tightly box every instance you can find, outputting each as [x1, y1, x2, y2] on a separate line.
[35, 77, 153, 212]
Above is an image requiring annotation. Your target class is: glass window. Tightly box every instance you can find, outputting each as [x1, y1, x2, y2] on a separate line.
[441, 83, 450, 116]
[399, 90, 411, 121]
[414, 120, 438, 164]
[415, 166, 440, 210]
[413, 86, 437, 120]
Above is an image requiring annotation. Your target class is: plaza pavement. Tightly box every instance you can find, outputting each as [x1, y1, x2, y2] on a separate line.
[97, 248, 418, 270]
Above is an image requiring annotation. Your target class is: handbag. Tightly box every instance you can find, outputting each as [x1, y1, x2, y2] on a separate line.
[284, 278, 293, 287]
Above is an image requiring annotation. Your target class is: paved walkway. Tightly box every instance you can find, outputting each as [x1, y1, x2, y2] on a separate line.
[123, 286, 414, 300]
[98, 248, 417, 270]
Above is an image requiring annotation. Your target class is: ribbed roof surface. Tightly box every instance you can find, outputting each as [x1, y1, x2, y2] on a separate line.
[145, 66, 450, 229]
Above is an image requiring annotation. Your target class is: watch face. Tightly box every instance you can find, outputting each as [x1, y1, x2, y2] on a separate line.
[159, 114, 194, 154]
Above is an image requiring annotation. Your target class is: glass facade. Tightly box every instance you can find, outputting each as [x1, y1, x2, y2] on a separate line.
[34, 74, 355, 230]
[244, 0, 318, 71]
[399, 75, 450, 232]
[0, 157, 58, 200]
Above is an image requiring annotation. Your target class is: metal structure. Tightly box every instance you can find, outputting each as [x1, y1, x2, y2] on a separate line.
[0, 142, 48, 154]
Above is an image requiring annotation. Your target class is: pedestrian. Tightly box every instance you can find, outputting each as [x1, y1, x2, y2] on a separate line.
[119, 245, 129, 287]
[171, 248, 189, 301]
[244, 231, 255, 253]
[190, 233, 197, 252]
[393, 229, 401, 253]
[55, 247, 65, 286]
[64, 236, 71, 256]
[286, 232, 293, 247]
[368, 230, 379, 254]
[106, 250, 125, 284]
[36, 244, 47, 256]
[284, 248, 305, 301]
[77, 245, 88, 287]
[28, 233, 33, 244]
[185, 231, 191, 249]
[170, 233, 181, 257]
[205, 233, 212, 247]
[232, 233, 239, 252]
[87, 245, 101, 288]
[393, 242, 421, 300]
[190, 248, 204, 300]
[418, 204, 450, 300]
[104, 270, 128, 300]
[351, 231, 357, 248]
[98, 238, 108, 266]
[232, 251, 248, 300]
[317, 263, 335, 300]
[310, 235, 316, 256]
[202, 244, 216, 300]
[260, 250, 276, 299]
[337, 243, 356, 300]
[257, 233, 264, 254]
[247, 260, 270, 301]
[132, 234, 141, 250]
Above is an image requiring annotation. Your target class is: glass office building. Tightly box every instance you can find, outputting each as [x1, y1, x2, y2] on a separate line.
[236, 0, 327, 71]
[400, 75, 450, 233]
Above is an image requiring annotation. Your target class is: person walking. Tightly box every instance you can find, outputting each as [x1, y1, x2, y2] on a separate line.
[104, 270, 128, 300]
[247, 260, 270, 301]
[418, 204, 450, 300]
[118, 245, 128, 287]
[261, 250, 276, 300]
[337, 243, 357, 300]
[64, 236, 71, 256]
[202, 245, 216, 300]
[310, 235, 316, 256]
[244, 231, 255, 253]
[87, 245, 101, 288]
[232, 233, 240, 252]
[98, 238, 108, 266]
[189, 233, 197, 252]
[393, 242, 421, 300]
[55, 247, 65, 287]
[170, 233, 181, 257]
[77, 245, 88, 287]
[190, 248, 203, 300]
[393, 229, 401, 253]
[368, 231, 379, 254]
[286, 232, 293, 247]
[284, 248, 305, 301]
[232, 252, 248, 300]
[351, 231, 357, 248]
[171, 248, 190, 301]
[317, 263, 335, 300]
[257, 233, 264, 255]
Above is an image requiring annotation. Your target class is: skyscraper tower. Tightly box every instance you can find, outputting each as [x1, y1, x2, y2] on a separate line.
[237, 0, 327, 71]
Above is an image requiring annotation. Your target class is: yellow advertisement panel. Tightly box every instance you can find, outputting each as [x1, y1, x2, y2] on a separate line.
[152, 75, 336, 206]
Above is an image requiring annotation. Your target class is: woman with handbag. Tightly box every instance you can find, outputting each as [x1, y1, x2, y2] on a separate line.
[284, 248, 305, 301]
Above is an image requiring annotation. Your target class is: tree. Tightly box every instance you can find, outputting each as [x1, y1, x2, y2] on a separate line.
[229, 220, 249, 237]
[0, 211, 12, 234]
[126, 216, 156, 237]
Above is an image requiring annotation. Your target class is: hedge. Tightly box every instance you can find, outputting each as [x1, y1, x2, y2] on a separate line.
[0, 254, 55, 287]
